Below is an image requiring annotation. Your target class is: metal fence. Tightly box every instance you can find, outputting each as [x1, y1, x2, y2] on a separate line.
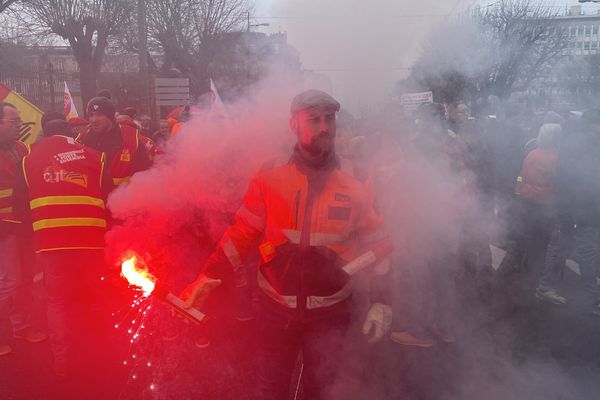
[0, 62, 78, 112]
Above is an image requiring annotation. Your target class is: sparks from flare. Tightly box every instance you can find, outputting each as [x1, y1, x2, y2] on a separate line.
[121, 255, 156, 296]
[116, 253, 163, 393]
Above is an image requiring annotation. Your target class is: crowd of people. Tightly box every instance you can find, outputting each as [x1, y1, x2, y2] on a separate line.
[1, 86, 599, 399]
[343, 99, 600, 350]
[0, 91, 162, 377]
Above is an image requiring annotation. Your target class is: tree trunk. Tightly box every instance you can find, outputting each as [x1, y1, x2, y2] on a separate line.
[78, 60, 98, 111]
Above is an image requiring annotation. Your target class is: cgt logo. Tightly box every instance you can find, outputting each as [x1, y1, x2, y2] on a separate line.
[119, 149, 131, 162]
[43, 166, 88, 188]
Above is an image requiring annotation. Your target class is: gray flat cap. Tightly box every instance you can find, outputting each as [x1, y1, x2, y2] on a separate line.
[290, 90, 340, 116]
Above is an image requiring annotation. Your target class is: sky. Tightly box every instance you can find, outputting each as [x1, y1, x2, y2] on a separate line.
[253, 0, 600, 113]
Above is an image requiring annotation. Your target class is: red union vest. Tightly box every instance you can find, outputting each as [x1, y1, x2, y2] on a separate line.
[23, 135, 107, 253]
[0, 140, 29, 223]
[110, 124, 139, 186]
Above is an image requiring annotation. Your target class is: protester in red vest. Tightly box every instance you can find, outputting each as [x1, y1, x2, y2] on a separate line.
[499, 123, 561, 279]
[78, 97, 153, 187]
[0, 102, 46, 357]
[22, 119, 112, 377]
[516, 123, 561, 205]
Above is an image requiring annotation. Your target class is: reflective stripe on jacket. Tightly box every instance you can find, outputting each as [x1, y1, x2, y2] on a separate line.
[0, 141, 28, 223]
[23, 135, 107, 253]
[78, 123, 142, 186]
[109, 124, 139, 186]
[204, 148, 389, 316]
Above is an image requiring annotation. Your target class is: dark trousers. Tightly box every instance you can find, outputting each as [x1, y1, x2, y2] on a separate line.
[500, 199, 555, 275]
[254, 308, 350, 400]
[538, 221, 574, 291]
[571, 226, 600, 304]
[38, 249, 105, 364]
[0, 233, 34, 342]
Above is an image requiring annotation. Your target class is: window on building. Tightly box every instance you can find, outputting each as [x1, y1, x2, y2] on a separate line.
[584, 41, 591, 50]
[593, 25, 599, 35]
[577, 41, 583, 49]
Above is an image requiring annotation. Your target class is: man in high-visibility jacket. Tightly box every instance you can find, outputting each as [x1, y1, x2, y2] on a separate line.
[0, 102, 46, 356]
[22, 119, 112, 376]
[78, 97, 153, 187]
[181, 90, 393, 400]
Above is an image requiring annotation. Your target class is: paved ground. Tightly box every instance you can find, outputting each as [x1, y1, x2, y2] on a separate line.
[1, 256, 599, 400]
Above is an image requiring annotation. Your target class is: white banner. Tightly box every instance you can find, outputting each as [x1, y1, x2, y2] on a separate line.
[400, 91, 433, 111]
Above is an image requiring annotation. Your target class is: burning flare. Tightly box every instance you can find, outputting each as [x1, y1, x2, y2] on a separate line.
[121, 255, 156, 296]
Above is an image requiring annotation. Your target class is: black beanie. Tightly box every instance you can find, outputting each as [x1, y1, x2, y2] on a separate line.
[96, 89, 112, 99]
[87, 97, 116, 120]
[44, 119, 74, 138]
[41, 111, 66, 130]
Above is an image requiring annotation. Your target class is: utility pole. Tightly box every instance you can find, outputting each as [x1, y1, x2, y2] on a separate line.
[247, 10, 270, 32]
[138, 0, 150, 115]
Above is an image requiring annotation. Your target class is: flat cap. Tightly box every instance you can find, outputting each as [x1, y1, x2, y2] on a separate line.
[290, 89, 340, 116]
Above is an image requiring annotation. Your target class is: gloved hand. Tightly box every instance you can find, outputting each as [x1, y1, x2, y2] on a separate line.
[180, 273, 222, 310]
[362, 303, 392, 344]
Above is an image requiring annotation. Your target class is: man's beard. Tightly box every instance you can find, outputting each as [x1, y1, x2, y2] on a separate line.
[301, 133, 334, 161]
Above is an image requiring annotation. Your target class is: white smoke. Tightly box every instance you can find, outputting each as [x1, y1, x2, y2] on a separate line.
[265, 0, 474, 113]
[105, 2, 599, 398]
[106, 66, 300, 277]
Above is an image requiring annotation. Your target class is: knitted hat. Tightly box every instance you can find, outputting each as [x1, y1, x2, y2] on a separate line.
[41, 111, 66, 130]
[44, 119, 73, 137]
[121, 107, 137, 119]
[96, 89, 112, 99]
[86, 97, 116, 120]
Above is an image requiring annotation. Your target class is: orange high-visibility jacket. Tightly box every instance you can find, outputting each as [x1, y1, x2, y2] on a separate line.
[204, 149, 391, 316]
[23, 135, 107, 253]
[0, 140, 28, 224]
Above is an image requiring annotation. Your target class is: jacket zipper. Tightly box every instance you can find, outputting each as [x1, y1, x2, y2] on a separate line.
[294, 190, 301, 229]
[299, 183, 318, 314]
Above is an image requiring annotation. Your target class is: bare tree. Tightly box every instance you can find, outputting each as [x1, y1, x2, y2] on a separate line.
[473, 0, 570, 97]
[118, 0, 252, 96]
[559, 54, 600, 106]
[17, 0, 133, 104]
[407, 0, 570, 104]
[0, 0, 18, 13]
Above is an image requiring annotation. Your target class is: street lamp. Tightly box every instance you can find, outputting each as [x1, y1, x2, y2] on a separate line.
[246, 11, 270, 32]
